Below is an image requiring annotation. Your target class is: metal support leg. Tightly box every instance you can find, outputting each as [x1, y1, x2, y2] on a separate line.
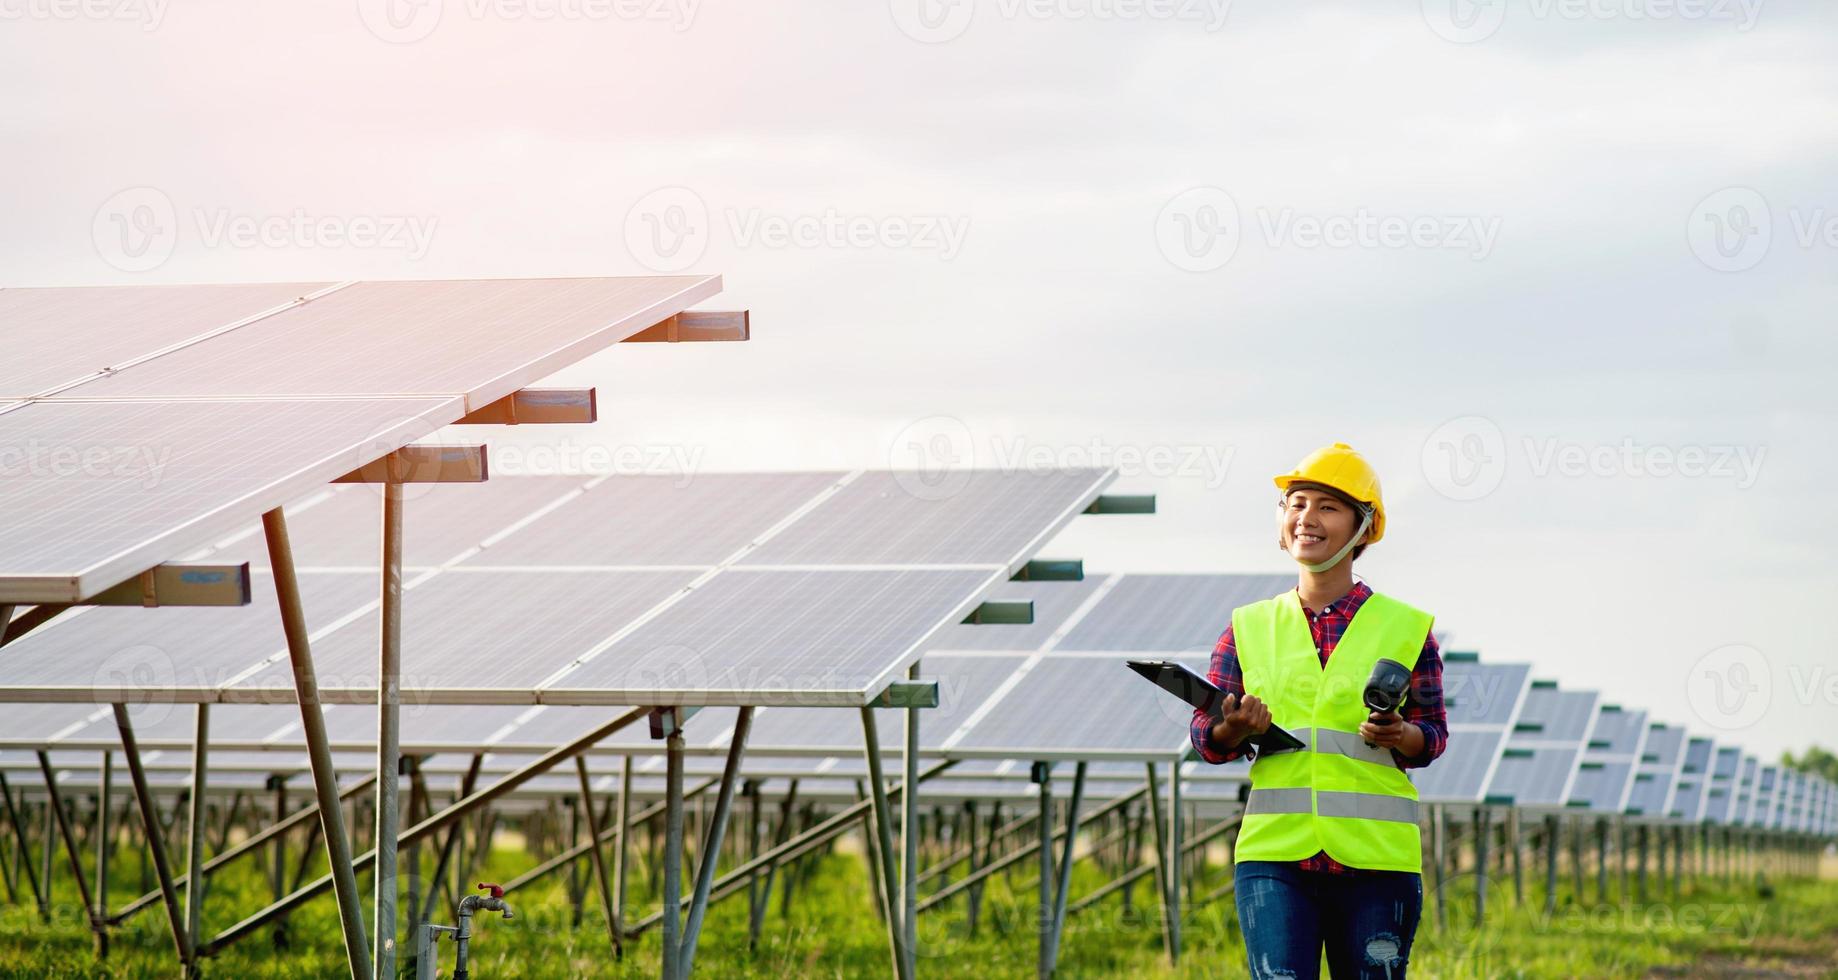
[113, 705, 193, 970]
[1033, 762, 1052, 980]
[184, 705, 210, 958]
[901, 662, 921, 966]
[660, 728, 686, 980]
[1144, 762, 1175, 965]
[615, 755, 632, 933]
[270, 776, 289, 950]
[1508, 807, 1523, 906]
[95, 751, 112, 959]
[679, 706, 753, 977]
[374, 480, 404, 980]
[36, 752, 105, 956]
[1044, 762, 1087, 978]
[1474, 807, 1490, 929]
[1169, 758, 1183, 963]
[861, 706, 913, 980]
[0, 773, 45, 920]
[1431, 804, 1447, 931]
[573, 757, 624, 960]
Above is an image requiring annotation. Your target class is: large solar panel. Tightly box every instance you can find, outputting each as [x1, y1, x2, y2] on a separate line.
[741, 654, 1024, 752]
[1414, 655, 1528, 805]
[46, 277, 720, 408]
[1670, 736, 1716, 821]
[1481, 682, 1598, 808]
[926, 579, 1106, 652]
[1627, 722, 1685, 818]
[1567, 704, 1648, 813]
[1, 276, 726, 604]
[735, 469, 1109, 569]
[1732, 755, 1759, 825]
[950, 654, 1204, 761]
[0, 282, 330, 397]
[227, 570, 698, 703]
[1703, 745, 1743, 825]
[1051, 573, 1294, 652]
[0, 397, 458, 603]
[539, 567, 995, 707]
[1750, 764, 1778, 829]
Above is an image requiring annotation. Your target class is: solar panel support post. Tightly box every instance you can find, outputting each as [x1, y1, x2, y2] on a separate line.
[1143, 761, 1176, 965]
[95, 751, 112, 960]
[1169, 754, 1184, 963]
[184, 705, 210, 961]
[679, 705, 754, 977]
[374, 479, 404, 980]
[1508, 807, 1523, 906]
[110, 705, 193, 969]
[571, 756, 624, 961]
[1045, 761, 1087, 978]
[659, 722, 686, 980]
[0, 772, 46, 920]
[1472, 806, 1489, 928]
[1031, 761, 1052, 980]
[900, 662, 921, 968]
[261, 506, 372, 980]
[1429, 804, 1447, 931]
[859, 705, 914, 980]
[34, 751, 105, 958]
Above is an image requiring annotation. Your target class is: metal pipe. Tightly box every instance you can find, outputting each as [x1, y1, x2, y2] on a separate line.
[112, 705, 193, 968]
[1144, 762, 1175, 965]
[1035, 764, 1052, 980]
[184, 705, 210, 955]
[95, 751, 111, 960]
[36, 751, 104, 955]
[263, 507, 371, 980]
[1046, 761, 1087, 975]
[615, 755, 632, 933]
[901, 662, 921, 967]
[573, 757, 623, 959]
[374, 479, 404, 980]
[860, 706, 912, 980]
[678, 706, 754, 976]
[660, 728, 685, 980]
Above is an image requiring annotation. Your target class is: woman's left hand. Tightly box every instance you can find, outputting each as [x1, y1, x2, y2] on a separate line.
[1359, 710, 1423, 758]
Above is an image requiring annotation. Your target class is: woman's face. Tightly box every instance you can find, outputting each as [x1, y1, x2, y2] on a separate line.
[1277, 486, 1362, 565]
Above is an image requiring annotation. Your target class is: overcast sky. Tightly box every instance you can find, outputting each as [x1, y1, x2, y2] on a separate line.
[4, 0, 1835, 762]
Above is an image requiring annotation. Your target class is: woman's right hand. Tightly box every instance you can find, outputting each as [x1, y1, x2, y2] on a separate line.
[1211, 692, 1272, 747]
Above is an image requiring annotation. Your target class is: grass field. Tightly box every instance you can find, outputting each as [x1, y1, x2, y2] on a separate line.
[0, 829, 1832, 978]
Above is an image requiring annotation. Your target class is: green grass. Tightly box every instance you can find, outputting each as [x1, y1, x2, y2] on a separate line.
[0, 835, 1832, 978]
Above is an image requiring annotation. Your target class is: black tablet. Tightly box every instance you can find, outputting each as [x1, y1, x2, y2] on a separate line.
[1126, 659, 1306, 754]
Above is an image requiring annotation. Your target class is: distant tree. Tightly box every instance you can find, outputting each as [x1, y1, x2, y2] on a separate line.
[1780, 745, 1838, 782]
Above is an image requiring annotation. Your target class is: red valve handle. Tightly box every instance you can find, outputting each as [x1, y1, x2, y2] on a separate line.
[477, 882, 505, 899]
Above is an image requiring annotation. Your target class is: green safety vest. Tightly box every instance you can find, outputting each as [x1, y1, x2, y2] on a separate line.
[1231, 590, 1434, 873]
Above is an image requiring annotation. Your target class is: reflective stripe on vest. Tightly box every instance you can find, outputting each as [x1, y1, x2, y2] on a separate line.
[1231, 589, 1435, 873]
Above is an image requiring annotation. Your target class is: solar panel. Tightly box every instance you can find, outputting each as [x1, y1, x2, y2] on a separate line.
[742, 654, 1026, 752]
[735, 469, 1110, 568]
[227, 569, 698, 703]
[0, 282, 330, 397]
[540, 567, 996, 707]
[1703, 746, 1743, 825]
[1051, 573, 1294, 652]
[1567, 705, 1648, 813]
[0, 396, 459, 603]
[1415, 655, 1527, 805]
[1482, 683, 1598, 807]
[926, 578, 1106, 651]
[950, 655, 1204, 760]
[1670, 737, 1716, 821]
[47, 277, 720, 409]
[0, 571, 377, 699]
[471, 471, 847, 567]
[1627, 723, 1685, 818]
[1750, 764, 1778, 829]
[1732, 755, 1758, 826]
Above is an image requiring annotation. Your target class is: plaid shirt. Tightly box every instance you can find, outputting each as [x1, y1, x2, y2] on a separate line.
[1190, 581, 1446, 875]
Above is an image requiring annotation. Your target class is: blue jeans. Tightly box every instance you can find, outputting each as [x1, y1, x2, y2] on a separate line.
[1234, 861, 1422, 980]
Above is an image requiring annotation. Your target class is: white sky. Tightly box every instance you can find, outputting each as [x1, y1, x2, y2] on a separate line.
[3, 0, 1835, 763]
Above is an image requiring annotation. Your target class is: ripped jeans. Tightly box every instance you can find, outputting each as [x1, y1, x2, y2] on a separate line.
[1233, 861, 1422, 979]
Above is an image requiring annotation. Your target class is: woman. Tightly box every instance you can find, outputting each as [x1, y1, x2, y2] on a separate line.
[1189, 442, 1447, 979]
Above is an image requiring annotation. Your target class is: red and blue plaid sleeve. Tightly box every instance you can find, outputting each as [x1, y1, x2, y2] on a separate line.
[1392, 630, 1447, 769]
[1190, 623, 1257, 764]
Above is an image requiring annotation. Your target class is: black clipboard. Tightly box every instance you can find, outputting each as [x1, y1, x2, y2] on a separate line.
[1127, 659, 1305, 754]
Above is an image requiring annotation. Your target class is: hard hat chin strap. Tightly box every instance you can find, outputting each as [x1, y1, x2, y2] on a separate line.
[1296, 508, 1372, 573]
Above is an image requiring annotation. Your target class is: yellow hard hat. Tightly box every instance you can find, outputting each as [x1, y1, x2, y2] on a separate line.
[1272, 442, 1386, 545]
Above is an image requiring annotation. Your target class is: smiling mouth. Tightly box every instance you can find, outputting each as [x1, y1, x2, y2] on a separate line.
[1295, 533, 1326, 546]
